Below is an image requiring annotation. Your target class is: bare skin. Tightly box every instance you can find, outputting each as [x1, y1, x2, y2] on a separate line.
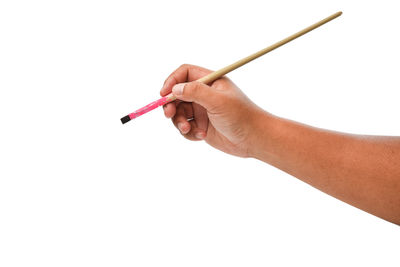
[160, 64, 400, 225]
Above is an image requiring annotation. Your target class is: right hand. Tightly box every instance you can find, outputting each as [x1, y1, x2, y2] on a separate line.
[160, 64, 265, 157]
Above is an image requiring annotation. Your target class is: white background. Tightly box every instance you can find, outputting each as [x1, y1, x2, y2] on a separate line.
[1, 0, 399, 266]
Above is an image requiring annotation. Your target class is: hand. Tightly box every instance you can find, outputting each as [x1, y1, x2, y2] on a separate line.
[160, 64, 264, 157]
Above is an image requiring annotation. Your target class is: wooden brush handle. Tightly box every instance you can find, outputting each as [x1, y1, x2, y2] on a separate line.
[121, 11, 342, 124]
[166, 11, 342, 102]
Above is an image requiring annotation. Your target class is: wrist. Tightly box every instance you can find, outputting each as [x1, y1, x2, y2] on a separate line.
[246, 108, 276, 159]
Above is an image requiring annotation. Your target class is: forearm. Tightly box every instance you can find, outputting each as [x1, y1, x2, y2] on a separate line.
[249, 111, 400, 224]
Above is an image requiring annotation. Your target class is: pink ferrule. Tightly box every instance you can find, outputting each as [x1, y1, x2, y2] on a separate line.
[129, 96, 171, 119]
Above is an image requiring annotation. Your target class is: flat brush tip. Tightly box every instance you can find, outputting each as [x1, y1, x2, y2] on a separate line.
[120, 115, 131, 124]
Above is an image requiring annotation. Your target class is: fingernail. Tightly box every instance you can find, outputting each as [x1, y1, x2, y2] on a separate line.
[177, 123, 184, 133]
[195, 132, 204, 139]
[172, 83, 185, 96]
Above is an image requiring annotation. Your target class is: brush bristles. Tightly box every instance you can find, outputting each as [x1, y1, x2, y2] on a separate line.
[120, 115, 131, 124]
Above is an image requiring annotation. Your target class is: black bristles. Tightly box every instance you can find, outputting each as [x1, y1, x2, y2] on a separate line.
[120, 115, 131, 124]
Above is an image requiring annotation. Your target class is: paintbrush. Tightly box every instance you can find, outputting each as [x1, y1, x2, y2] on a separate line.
[121, 11, 342, 124]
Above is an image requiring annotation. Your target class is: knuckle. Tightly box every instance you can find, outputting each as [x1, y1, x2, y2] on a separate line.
[192, 81, 203, 93]
[180, 63, 190, 69]
[185, 82, 198, 95]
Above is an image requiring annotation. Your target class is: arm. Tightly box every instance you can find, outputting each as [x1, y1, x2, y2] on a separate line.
[250, 112, 400, 225]
[160, 64, 400, 225]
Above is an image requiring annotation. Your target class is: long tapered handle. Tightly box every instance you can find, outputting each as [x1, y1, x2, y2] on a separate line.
[121, 11, 342, 124]
[198, 11, 342, 84]
[165, 11, 342, 103]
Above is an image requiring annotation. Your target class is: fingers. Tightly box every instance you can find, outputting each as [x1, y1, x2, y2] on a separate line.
[186, 103, 208, 140]
[172, 102, 192, 135]
[163, 99, 183, 118]
[172, 102, 207, 141]
[163, 102, 176, 118]
[161, 64, 214, 141]
[192, 102, 208, 133]
[160, 64, 213, 97]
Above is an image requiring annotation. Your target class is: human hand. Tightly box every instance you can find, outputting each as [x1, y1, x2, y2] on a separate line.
[160, 64, 265, 157]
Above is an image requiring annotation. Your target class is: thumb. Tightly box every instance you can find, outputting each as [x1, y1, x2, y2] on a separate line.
[172, 82, 218, 110]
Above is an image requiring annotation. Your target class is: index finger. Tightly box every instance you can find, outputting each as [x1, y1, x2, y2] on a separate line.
[160, 64, 213, 97]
